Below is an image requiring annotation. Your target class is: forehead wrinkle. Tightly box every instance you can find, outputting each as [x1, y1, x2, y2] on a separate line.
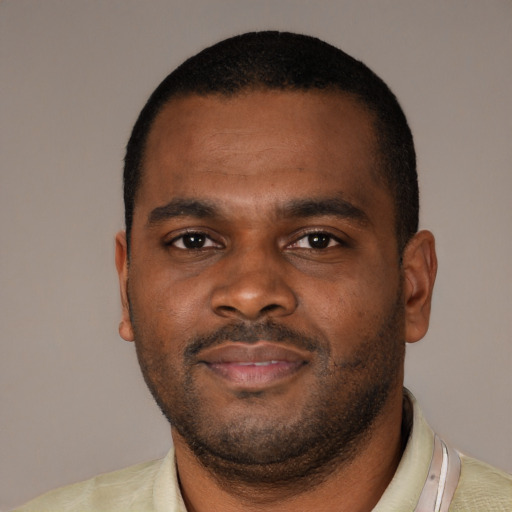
[197, 133, 307, 164]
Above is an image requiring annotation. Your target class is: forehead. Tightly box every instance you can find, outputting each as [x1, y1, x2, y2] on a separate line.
[137, 90, 391, 224]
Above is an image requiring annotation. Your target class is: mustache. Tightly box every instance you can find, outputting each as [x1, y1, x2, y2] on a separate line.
[184, 320, 326, 361]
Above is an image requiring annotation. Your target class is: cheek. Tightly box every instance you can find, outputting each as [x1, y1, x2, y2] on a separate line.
[129, 264, 211, 339]
[297, 267, 399, 349]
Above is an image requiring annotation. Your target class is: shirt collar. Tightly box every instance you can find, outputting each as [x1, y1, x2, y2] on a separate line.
[153, 389, 436, 512]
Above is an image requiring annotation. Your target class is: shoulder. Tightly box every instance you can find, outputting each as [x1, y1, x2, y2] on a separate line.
[450, 453, 512, 511]
[12, 458, 163, 512]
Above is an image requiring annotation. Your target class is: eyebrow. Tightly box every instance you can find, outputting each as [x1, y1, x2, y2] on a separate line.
[279, 197, 369, 226]
[147, 199, 219, 226]
[146, 196, 369, 227]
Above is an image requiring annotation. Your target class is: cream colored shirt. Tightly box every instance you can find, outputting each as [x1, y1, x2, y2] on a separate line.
[14, 393, 512, 511]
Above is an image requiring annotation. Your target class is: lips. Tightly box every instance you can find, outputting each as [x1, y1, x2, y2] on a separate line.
[197, 342, 311, 388]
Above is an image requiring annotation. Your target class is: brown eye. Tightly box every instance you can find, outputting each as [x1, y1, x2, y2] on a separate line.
[182, 233, 206, 249]
[290, 232, 339, 250]
[171, 232, 219, 250]
[307, 233, 331, 249]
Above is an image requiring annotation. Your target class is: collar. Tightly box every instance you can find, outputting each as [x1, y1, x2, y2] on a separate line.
[373, 389, 460, 512]
[152, 390, 460, 512]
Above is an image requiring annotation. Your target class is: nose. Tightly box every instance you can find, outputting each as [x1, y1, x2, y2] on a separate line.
[210, 247, 298, 321]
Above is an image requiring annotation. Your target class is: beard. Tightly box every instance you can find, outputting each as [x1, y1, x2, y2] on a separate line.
[131, 291, 405, 489]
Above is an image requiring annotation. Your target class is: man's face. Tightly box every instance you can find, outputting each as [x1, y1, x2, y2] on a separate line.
[117, 90, 408, 481]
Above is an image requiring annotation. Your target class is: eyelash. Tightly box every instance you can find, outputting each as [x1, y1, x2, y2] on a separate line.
[166, 230, 346, 251]
[288, 231, 345, 250]
[167, 231, 222, 250]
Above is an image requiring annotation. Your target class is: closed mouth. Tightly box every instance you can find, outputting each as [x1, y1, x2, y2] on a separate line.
[197, 341, 311, 389]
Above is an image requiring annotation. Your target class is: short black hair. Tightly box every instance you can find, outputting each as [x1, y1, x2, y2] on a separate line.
[124, 31, 418, 253]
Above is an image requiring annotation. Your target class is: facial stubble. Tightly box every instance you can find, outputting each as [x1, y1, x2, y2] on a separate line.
[131, 291, 405, 490]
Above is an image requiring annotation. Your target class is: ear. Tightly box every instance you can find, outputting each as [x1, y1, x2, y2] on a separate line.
[115, 231, 134, 342]
[402, 230, 437, 343]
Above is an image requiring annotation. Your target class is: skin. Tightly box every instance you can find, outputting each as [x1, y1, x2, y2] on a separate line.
[115, 90, 437, 512]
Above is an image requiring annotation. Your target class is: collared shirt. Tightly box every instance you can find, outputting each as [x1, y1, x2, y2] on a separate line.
[14, 392, 512, 511]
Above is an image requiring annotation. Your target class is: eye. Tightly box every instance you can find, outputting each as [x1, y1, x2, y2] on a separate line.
[290, 232, 341, 250]
[170, 232, 219, 250]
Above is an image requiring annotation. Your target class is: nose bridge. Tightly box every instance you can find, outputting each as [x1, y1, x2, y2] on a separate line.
[210, 239, 297, 320]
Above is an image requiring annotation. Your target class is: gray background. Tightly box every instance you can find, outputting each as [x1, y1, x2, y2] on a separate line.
[1, 1, 511, 509]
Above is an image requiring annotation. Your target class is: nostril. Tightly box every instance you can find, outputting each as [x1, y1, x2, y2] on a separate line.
[260, 304, 281, 314]
[216, 303, 280, 317]
[210, 276, 298, 320]
[218, 305, 238, 314]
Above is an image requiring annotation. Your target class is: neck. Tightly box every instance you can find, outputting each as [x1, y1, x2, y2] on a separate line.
[173, 389, 406, 512]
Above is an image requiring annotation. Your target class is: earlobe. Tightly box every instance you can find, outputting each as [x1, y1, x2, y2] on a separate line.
[402, 230, 437, 344]
[115, 231, 134, 342]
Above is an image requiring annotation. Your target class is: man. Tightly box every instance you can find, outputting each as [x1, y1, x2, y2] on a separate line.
[15, 31, 511, 512]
